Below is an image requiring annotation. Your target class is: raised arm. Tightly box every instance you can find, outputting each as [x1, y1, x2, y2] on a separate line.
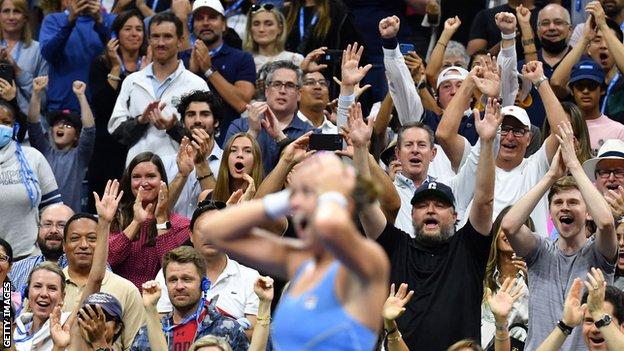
[587, 1, 624, 75]
[140, 280, 168, 351]
[73, 81, 94, 129]
[382, 283, 413, 351]
[522, 61, 565, 160]
[516, 5, 538, 63]
[26, 76, 51, 152]
[379, 16, 424, 124]
[168, 137, 196, 209]
[557, 122, 616, 260]
[550, 17, 594, 98]
[536, 278, 585, 351]
[248, 276, 273, 351]
[486, 277, 526, 351]
[501, 149, 566, 257]
[584, 268, 624, 349]
[425, 16, 461, 87]
[470, 98, 500, 235]
[495, 12, 520, 107]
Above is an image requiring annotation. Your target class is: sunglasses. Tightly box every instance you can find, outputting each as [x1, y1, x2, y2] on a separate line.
[250, 3, 274, 13]
[197, 199, 227, 210]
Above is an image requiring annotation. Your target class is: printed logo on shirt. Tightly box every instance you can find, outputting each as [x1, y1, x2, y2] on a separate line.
[0, 170, 24, 185]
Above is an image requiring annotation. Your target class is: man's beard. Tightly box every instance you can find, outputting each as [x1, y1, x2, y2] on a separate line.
[37, 236, 64, 261]
[540, 37, 569, 55]
[604, 3, 624, 18]
[413, 223, 455, 246]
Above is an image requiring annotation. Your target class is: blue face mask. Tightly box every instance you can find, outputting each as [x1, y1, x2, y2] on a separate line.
[0, 125, 13, 148]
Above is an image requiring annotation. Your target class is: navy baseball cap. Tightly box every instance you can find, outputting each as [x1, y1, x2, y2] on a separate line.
[82, 292, 123, 321]
[410, 181, 455, 208]
[568, 60, 605, 87]
[46, 110, 82, 131]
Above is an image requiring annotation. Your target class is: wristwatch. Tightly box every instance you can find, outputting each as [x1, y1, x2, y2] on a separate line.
[557, 320, 573, 335]
[595, 314, 612, 329]
[204, 67, 216, 78]
[156, 221, 171, 230]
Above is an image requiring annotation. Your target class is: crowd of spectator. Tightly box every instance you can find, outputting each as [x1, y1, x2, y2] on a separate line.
[4, 0, 624, 350]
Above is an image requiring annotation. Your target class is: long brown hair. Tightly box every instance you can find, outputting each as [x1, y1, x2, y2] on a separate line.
[483, 206, 535, 301]
[0, 0, 31, 47]
[541, 101, 592, 163]
[243, 7, 287, 54]
[285, 0, 331, 44]
[212, 133, 264, 202]
[112, 152, 169, 246]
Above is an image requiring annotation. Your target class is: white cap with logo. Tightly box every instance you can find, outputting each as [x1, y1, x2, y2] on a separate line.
[436, 66, 469, 89]
[500, 106, 531, 129]
[192, 0, 224, 15]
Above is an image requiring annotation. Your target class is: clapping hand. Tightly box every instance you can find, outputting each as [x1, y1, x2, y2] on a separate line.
[50, 305, 71, 348]
[562, 278, 586, 327]
[154, 181, 170, 224]
[472, 55, 501, 98]
[584, 268, 607, 319]
[554, 122, 581, 171]
[93, 179, 124, 223]
[486, 277, 525, 323]
[382, 283, 414, 321]
[176, 137, 196, 177]
[0, 78, 16, 101]
[133, 187, 155, 223]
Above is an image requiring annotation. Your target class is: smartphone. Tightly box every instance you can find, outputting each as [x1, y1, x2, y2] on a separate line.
[319, 50, 344, 65]
[399, 43, 415, 55]
[309, 133, 342, 151]
[0, 64, 15, 83]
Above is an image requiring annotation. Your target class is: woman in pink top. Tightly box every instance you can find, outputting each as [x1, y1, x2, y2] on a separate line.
[108, 152, 190, 290]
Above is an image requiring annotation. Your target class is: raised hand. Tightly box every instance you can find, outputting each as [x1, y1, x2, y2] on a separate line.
[106, 38, 123, 69]
[281, 131, 314, 166]
[78, 304, 109, 345]
[50, 305, 71, 348]
[486, 277, 525, 322]
[93, 179, 124, 223]
[142, 280, 162, 308]
[382, 283, 414, 321]
[555, 122, 581, 170]
[301, 47, 328, 73]
[190, 129, 210, 164]
[404, 51, 424, 84]
[0, 78, 16, 101]
[170, 0, 191, 20]
[584, 267, 607, 318]
[473, 55, 500, 98]
[154, 181, 170, 224]
[425, 0, 440, 16]
[378, 15, 400, 39]
[133, 187, 154, 223]
[226, 189, 244, 206]
[241, 174, 256, 202]
[475, 98, 503, 142]
[176, 137, 196, 177]
[149, 104, 176, 131]
[295, 152, 356, 197]
[547, 147, 568, 181]
[604, 186, 624, 217]
[254, 276, 274, 302]
[443, 16, 461, 33]
[586, 1, 607, 29]
[521, 61, 546, 84]
[515, 4, 531, 25]
[562, 278, 586, 327]
[72, 80, 87, 97]
[495, 12, 517, 35]
[347, 102, 374, 148]
[33, 76, 48, 94]
[260, 107, 287, 141]
[246, 102, 268, 138]
[193, 40, 212, 73]
[582, 15, 597, 42]
[332, 77, 371, 99]
[340, 42, 372, 88]
[139, 100, 161, 124]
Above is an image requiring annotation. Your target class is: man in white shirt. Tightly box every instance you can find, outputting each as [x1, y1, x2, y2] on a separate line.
[108, 12, 209, 165]
[162, 90, 223, 218]
[154, 199, 259, 338]
[298, 71, 337, 134]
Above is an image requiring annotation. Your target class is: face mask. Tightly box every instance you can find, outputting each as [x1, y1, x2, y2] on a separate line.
[540, 37, 569, 55]
[0, 125, 13, 148]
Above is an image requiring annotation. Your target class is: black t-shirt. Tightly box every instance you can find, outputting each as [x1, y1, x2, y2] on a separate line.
[377, 221, 492, 351]
[469, 4, 542, 56]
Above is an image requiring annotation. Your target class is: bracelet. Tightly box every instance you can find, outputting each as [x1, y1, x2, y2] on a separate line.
[197, 173, 212, 181]
[387, 332, 402, 343]
[256, 315, 271, 326]
[262, 189, 292, 220]
[495, 335, 510, 341]
[534, 76, 548, 89]
[501, 32, 516, 40]
[437, 41, 447, 48]
[317, 192, 348, 209]
[523, 50, 537, 55]
[107, 74, 121, 81]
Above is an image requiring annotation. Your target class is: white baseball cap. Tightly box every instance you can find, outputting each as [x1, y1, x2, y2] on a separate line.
[583, 139, 624, 181]
[436, 66, 469, 89]
[192, 0, 224, 15]
[500, 105, 531, 129]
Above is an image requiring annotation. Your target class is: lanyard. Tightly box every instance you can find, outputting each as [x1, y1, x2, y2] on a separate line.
[120, 56, 142, 75]
[2, 40, 22, 63]
[162, 298, 205, 332]
[575, 0, 582, 12]
[224, 0, 244, 17]
[299, 7, 318, 42]
[209, 43, 223, 57]
[601, 72, 620, 115]
[151, 0, 159, 12]
[14, 321, 34, 343]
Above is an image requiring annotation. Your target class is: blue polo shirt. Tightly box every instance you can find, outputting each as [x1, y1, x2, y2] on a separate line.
[180, 44, 256, 146]
[421, 109, 478, 146]
[225, 114, 316, 174]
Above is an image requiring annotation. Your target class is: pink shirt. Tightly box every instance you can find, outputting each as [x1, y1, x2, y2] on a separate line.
[585, 115, 624, 155]
[108, 213, 190, 291]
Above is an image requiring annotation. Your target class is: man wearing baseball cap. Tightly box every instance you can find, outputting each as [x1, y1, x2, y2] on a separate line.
[569, 60, 624, 153]
[358, 92, 497, 349]
[181, 0, 255, 146]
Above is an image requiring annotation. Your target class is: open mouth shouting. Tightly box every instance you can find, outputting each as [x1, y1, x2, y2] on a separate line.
[423, 218, 439, 231]
[233, 161, 245, 174]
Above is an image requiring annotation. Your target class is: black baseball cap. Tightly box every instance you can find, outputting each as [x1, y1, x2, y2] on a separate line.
[410, 181, 455, 208]
[46, 110, 82, 131]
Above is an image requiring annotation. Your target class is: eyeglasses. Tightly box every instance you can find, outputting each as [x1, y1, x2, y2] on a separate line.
[267, 80, 299, 91]
[302, 79, 329, 87]
[54, 122, 75, 129]
[0, 254, 9, 263]
[250, 3, 274, 13]
[499, 125, 528, 137]
[595, 169, 624, 179]
[538, 19, 569, 28]
[40, 222, 66, 230]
